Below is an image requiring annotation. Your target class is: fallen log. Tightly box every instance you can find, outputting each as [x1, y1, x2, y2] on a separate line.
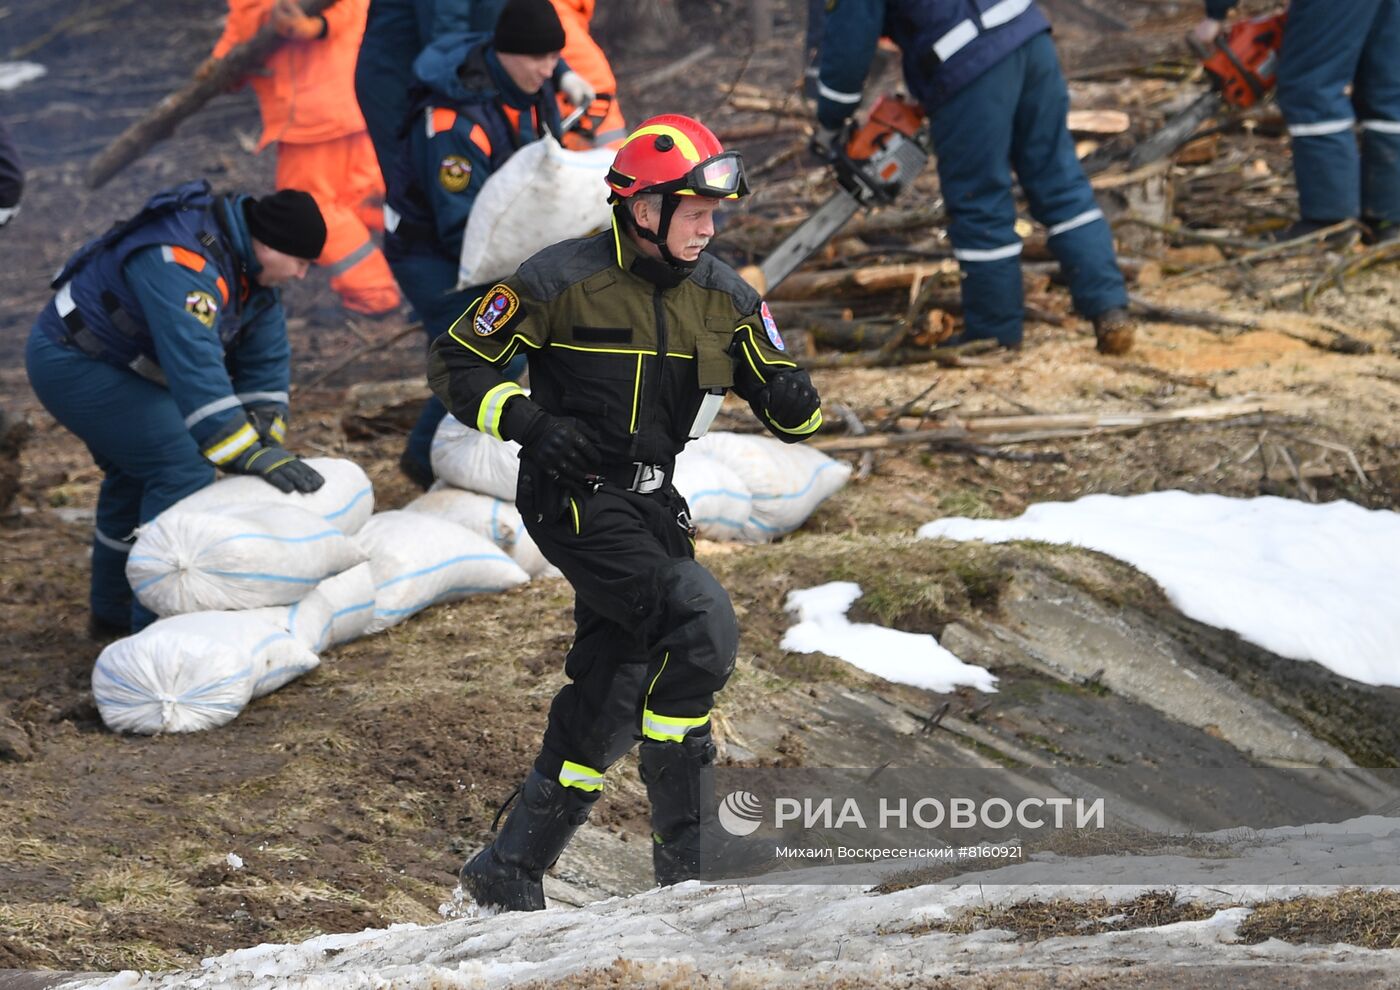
[87, 0, 338, 188]
[811, 397, 1310, 453]
[766, 259, 959, 300]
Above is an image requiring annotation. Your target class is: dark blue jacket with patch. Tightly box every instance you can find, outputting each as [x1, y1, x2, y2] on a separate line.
[39, 181, 289, 467]
[816, 0, 1051, 126]
[383, 32, 562, 262]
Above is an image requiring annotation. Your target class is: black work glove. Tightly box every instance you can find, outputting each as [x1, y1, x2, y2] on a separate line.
[229, 444, 324, 494]
[763, 371, 822, 430]
[245, 407, 287, 445]
[518, 412, 601, 485]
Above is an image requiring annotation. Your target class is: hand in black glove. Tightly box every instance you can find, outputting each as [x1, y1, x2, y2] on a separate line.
[763, 371, 821, 430]
[246, 407, 287, 445]
[519, 412, 601, 485]
[230, 445, 324, 494]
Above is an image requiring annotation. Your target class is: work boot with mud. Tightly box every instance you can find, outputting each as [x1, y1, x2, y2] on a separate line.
[458, 769, 597, 912]
[1092, 307, 1135, 355]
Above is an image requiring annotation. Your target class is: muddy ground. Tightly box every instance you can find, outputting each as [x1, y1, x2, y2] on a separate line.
[3, 0, 1400, 979]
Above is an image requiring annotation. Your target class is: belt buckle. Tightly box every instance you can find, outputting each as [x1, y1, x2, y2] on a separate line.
[630, 462, 663, 494]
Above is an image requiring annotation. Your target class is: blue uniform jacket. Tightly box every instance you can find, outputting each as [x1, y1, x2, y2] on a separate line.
[40, 182, 290, 469]
[383, 32, 562, 262]
[816, 0, 1050, 125]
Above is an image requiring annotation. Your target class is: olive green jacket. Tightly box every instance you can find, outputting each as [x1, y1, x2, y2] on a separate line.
[428, 217, 822, 468]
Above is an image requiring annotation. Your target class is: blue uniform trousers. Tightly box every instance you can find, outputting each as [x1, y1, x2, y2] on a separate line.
[26, 322, 214, 631]
[1276, 0, 1400, 223]
[928, 32, 1126, 346]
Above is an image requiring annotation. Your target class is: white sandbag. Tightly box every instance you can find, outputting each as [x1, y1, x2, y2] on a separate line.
[687, 432, 851, 542]
[141, 611, 320, 699]
[457, 135, 614, 288]
[127, 503, 368, 616]
[92, 631, 254, 734]
[406, 487, 557, 577]
[357, 511, 530, 633]
[671, 450, 753, 543]
[309, 562, 377, 648]
[430, 414, 521, 500]
[247, 591, 334, 655]
[165, 457, 375, 535]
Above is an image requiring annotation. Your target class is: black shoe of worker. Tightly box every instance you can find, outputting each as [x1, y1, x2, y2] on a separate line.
[397, 450, 434, 492]
[1091, 307, 1135, 356]
[458, 770, 597, 912]
[1363, 219, 1400, 246]
[88, 614, 132, 642]
[1265, 218, 1357, 247]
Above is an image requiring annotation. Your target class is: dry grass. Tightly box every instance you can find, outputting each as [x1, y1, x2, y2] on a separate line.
[1236, 888, 1400, 950]
[902, 889, 1224, 940]
[77, 863, 194, 910]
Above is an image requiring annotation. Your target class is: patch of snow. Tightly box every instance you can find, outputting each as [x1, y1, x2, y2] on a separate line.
[918, 492, 1400, 686]
[782, 581, 997, 693]
[0, 61, 47, 91]
[67, 817, 1400, 988]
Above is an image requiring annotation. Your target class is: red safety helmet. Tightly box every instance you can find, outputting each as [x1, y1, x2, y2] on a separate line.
[606, 114, 749, 201]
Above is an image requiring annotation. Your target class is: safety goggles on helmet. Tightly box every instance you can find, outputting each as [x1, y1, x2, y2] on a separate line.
[652, 152, 750, 199]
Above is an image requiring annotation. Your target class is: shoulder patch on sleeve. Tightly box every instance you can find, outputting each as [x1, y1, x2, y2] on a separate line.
[184, 289, 219, 328]
[471, 284, 522, 336]
[759, 301, 785, 351]
[439, 155, 473, 192]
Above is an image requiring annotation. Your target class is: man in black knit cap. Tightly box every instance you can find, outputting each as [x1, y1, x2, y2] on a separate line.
[383, 0, 594, 490]
[26, 181, 328, 637]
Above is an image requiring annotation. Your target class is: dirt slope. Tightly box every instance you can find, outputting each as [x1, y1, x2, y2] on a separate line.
[3, 0, 1400, 978]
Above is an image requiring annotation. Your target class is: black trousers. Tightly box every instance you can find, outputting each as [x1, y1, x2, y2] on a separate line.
[517, 463, 739, 786]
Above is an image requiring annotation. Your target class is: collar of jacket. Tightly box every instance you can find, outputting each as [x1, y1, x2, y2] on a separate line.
[611, 210, 692, 290]
[221, 194, 258, 284]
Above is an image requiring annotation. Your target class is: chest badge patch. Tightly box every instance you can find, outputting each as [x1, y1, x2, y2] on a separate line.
[439, 155, 473, 192]
[184, 289, 219, 328]
[760, 301, 784, 351]
[473, 285, 519, 336]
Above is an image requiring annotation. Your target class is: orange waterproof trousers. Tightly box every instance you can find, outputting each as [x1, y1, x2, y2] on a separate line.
[276, 133, 400, 315]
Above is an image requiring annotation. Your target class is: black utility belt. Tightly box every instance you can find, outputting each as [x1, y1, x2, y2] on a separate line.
[590, 461, 672, 494]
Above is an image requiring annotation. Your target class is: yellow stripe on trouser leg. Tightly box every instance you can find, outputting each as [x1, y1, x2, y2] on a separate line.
[641, 708, 710, 743]
[558, 760, 605, 792]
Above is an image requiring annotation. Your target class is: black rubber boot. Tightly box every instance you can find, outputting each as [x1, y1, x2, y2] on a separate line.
[638, 730, 717, 886]
[458, 769, 597, 912]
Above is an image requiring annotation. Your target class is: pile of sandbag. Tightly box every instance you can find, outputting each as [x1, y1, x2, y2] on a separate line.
[428, 414, 851, 544]
[95, 457, 532, 736]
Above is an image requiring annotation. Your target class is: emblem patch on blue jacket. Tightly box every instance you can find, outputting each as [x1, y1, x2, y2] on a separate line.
[439, 155, 473, 192]
[184, 290, 218, 328]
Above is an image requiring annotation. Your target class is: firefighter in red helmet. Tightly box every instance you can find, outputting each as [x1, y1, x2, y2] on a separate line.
[429, 114, 822, 911]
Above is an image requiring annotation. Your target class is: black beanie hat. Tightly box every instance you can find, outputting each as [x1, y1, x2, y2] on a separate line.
[493, 0, 565, 55]
[243, 189, 326, 261]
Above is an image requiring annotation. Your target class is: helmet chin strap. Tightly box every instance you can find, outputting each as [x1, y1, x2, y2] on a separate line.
[620, 195, 699, 272]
